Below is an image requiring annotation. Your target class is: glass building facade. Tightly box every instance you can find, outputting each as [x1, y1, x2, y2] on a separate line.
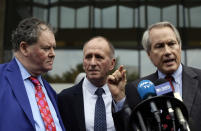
[2, 0, 201, 78]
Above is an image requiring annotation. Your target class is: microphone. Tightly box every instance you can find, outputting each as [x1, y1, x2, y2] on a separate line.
[154, 79, 190, 131]
[137, 80, 161, 131]
[154, 79, 176, 130]
[174, 93, 190, 131]
[154, 79, 174, 97]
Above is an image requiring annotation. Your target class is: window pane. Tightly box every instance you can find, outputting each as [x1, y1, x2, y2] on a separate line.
[179, 5, 184, 27]
[139, 6, 145, 28]
[60, 7, 75, 28]
[102, 6, 116, 28]
[50, 7, 58, 28]
[94, 8, 101, 28]
[184, 8, 190, 27]
[119, 6, 133, 28]
[140, 50, 156, 77]
[77, 6, 89, 28]
[134, 8, 139, 27]
[148, 6, 160, 26]
[34, 0, 48, 4]
[190, 6, 201, 27]
[187, 49, 201, 68]
[163, 5, 177, 26]
[33, 7, 47, 22]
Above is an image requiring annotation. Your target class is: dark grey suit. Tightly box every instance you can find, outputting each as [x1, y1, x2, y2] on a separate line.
[122, 65, 201, 131]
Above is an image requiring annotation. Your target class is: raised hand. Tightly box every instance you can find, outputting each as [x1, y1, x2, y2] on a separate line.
[107, 65, 127, 102]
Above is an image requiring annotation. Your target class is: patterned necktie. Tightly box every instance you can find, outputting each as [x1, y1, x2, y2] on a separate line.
[94, 88, 107, 131]
[29, 76, 56, 131]
[165, 75, 175, 92]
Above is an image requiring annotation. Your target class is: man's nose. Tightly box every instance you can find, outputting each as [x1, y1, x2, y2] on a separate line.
[164, 44, 171, 55]
[90, 56, 97, 65]
[49, 48, 55, 57]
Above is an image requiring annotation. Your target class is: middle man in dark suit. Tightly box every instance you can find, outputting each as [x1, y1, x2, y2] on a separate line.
[58, 36, 126, 131]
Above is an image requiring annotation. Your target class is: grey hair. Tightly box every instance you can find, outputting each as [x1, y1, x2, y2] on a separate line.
[142, 21, 182, 53]
[11, 17, 54, 51]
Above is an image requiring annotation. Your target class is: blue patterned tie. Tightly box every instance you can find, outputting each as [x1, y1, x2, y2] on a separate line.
[94, 88, 107, 131]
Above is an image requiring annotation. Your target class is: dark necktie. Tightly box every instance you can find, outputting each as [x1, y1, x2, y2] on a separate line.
[165, 75, 175, 92]
[94, 88, 107, 131]
[29, 76, 56, 131]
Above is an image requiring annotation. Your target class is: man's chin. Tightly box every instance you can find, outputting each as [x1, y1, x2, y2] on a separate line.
[162, 67, 177, 74]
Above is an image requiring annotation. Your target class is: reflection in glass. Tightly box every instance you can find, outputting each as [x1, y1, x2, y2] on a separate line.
[179, 5, 184, 27]
[119, 6, 133, 28]
[148, 6, 160, 26]
[94, 8, 101, 28]
[33, 7, 47, 22]
[34, 0, 48, 4]
[190, 6, 201, 27]
[77, 6, 89, 28]
[61, 7, 75, 28]
[139, 6, 145, 28]
[50, 7, 58, 28]
[163, 5, 176, 26]
[187, 49, 201, 68]
[102, 6, 116, 28]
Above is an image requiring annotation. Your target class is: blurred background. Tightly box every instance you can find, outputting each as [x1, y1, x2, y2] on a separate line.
[0, 0, 201, 92]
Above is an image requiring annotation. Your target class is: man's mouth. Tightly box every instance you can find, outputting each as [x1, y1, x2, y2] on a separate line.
[163, 58, 175, 65]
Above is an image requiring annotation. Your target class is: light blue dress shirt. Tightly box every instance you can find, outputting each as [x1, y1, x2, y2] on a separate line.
[158, 64, 183, 98]
[15, 58, 62, 131]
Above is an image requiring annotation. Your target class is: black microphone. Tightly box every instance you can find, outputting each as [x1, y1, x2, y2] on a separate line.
[174, 93, 190, 131]
[154, 79, 176, 131]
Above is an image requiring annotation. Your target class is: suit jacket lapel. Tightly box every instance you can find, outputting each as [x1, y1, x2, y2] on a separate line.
[182, 66, 198, 113]
[74, 80, 86, 130]
[6, 59, 35, 128]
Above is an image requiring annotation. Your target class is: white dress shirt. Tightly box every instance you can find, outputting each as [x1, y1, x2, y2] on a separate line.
[82, 77, 116, 131]
[15, 58, 63, 131]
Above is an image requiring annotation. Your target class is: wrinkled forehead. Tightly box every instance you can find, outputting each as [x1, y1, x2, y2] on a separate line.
[83, 38, 110, 54]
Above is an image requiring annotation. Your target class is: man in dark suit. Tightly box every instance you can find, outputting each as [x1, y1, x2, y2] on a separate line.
[109, 21, 201, 131]
[58, 36, 126, 131]
[0, 17, 65, 131]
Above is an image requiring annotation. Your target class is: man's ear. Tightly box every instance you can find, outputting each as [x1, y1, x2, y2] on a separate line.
[110, 58, 116, 70]
[19, 41, 29, 56]
[147, 51, 151, 58]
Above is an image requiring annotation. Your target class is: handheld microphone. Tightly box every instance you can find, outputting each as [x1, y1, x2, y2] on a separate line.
[137, 80, 161, 131]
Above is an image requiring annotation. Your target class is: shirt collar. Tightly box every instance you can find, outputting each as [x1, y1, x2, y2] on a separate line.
[83, 77, 109, 95]
[158, 63, 182, 84]
[15, 57, 41, 81]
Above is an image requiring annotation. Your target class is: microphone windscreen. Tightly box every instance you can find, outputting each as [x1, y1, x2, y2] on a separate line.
[137, 80, 156, 100]
[154, 79, 173, 96]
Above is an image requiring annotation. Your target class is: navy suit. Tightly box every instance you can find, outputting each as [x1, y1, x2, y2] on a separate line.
[57, 79, 86, 131]
[0, 59, 65, 131]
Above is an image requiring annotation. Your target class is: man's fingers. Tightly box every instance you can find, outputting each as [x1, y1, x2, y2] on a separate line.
[118, 65, 124, 72]
[112, 69, 122, 82]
